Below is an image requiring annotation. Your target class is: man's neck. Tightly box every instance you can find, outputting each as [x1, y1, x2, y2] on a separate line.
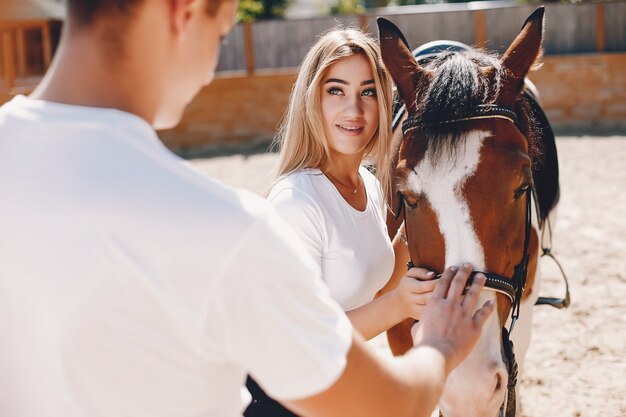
[30, 27, 163, 125]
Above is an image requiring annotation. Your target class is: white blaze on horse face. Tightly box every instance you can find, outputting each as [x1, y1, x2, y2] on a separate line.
[439, 291, 507, 417]
[405, 130, 487, 269]
[405, 130, 508, 416]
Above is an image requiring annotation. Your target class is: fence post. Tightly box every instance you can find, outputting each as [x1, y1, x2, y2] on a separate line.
[475, 10, 486, 49]
[2, 30, 16, 90]
[41, 22, 52, 68]
[244, 22, 255, 76]
[595, 3, 605, 53]
[16, 26, 25, 76]
[359, 14, 368, 32]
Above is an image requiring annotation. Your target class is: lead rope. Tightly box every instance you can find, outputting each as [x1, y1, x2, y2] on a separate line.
[501, 327, 518, 417]
[499, 188, 533, 417]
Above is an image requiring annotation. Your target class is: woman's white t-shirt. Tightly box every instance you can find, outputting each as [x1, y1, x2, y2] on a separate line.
[268, 166, 395, 311]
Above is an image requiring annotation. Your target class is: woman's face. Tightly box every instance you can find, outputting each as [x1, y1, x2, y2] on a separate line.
[320, 53, 380, 158]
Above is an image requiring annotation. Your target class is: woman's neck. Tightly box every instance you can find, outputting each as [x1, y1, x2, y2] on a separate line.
[321, 152, 363, 186]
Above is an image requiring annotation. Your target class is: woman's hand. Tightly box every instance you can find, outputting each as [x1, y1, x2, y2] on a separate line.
[392, 267, 438, 321]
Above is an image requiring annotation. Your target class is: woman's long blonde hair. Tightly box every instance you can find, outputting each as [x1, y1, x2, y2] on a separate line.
[272, 27, 394, 202]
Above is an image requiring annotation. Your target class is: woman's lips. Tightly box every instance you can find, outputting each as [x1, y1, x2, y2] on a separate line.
[337, 124, 365, 136]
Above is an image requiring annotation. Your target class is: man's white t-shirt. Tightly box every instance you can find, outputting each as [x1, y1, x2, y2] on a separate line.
[267, 167, 395, 311]
[0, 96, 352, 417]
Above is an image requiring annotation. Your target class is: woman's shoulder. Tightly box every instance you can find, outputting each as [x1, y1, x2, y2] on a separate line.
[359, 165, 382, 195]
[359, 165, 386, 215]
[359, 165, 377, 185]
[268, 168, 325, 206]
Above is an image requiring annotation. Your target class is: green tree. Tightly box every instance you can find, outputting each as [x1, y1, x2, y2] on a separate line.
[237, 0, 291, 22]
[330, 0, 365, 15]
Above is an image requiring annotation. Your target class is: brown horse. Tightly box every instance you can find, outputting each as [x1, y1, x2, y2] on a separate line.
[378, 7, 560, 417]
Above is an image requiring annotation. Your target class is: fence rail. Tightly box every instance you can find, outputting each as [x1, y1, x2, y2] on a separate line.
[215, 0, 626, 74]
[1, 1, 626, 92]
[0, 19, 54, 92]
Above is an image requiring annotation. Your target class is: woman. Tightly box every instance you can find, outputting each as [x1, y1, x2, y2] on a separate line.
[245, 28, 435, 417]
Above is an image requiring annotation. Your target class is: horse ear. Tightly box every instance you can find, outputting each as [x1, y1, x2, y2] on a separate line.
[500, 7, 545, 99]
[377, 17, 427, 111]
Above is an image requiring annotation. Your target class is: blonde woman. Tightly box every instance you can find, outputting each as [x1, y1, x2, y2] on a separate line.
[245, 28, 436, 417]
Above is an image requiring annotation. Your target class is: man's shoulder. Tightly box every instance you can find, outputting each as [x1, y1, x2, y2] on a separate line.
[153, 162, 273, 232]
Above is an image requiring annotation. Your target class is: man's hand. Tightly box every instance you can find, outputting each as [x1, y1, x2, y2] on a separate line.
[412, 263, 494, 374]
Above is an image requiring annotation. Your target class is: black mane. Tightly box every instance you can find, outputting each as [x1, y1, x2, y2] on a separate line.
[407, 49, 541, 163]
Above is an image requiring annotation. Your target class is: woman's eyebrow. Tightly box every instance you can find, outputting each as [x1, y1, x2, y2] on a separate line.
[324, 78, 375, 86]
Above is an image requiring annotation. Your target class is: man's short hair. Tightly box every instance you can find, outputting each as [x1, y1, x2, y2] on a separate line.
[67, 0, 228, 26]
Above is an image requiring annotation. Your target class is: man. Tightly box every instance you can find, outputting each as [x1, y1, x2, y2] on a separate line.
[0, 1, 494, 416]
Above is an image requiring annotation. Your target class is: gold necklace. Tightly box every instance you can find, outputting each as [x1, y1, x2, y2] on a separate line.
[324, 170, 362, 195]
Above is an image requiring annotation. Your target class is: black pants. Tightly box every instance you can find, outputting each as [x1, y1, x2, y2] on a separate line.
[244, 376, 300, 417]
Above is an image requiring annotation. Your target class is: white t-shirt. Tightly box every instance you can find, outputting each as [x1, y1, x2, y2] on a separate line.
[268, 167, 395, 311]
[0, 96, 352, 417]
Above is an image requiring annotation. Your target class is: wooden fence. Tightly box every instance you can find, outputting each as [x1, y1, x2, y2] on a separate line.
[159, 52, 626, 148]
[0, 19, 58, 93]
[216, 0, 626, 74]
[2, 1, 626, 91]
[1, 1, 625, 143]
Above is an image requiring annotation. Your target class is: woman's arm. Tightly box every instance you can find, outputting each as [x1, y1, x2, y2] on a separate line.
[346, 267, 436, 340]
[287, 266, 494, 417]
[346, 225, 437, 341]
[383, 225, 414, 294]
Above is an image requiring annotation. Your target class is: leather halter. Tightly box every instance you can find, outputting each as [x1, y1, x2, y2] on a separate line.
[396, 106, 532, 417]
[402, 104, 521, 136]
[398, 185, 532, 334]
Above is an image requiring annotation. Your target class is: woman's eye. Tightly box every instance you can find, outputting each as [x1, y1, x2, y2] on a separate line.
[327, 87, 343, 95]
[362, 88, 377, 97]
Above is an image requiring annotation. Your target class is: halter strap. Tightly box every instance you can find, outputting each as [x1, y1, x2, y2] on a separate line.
[402, 104, 520, 136]
[399, 186, 532, 334]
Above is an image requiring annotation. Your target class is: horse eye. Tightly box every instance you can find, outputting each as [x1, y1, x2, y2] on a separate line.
[397, 190, 419, 211]
[404, 194, 422, 210]
[514, 184, 530, 199]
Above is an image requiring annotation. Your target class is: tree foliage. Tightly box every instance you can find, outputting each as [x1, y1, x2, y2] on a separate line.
[237, 0, 291, 22]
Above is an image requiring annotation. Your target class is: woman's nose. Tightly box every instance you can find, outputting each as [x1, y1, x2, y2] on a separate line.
[344, 95, 364, 116]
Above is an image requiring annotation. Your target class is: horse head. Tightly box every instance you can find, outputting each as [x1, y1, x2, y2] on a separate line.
[379, 8, 548, 417]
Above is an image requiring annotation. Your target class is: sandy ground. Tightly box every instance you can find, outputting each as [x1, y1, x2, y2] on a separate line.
[191, 137, 626, 417]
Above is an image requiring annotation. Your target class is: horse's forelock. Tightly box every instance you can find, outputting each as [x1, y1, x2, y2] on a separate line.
[405, 49, 540, 166]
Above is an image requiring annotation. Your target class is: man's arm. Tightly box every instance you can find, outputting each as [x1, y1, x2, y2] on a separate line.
[286, 264, 493, 417]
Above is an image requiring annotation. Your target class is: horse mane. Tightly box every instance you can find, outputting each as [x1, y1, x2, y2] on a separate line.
[408, 49, 541, 164]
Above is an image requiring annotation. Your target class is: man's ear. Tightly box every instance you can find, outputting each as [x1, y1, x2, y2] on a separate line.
[170, 0, 199, 37]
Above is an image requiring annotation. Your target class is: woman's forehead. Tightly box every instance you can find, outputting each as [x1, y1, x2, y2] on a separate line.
[324, 54, 374, 84]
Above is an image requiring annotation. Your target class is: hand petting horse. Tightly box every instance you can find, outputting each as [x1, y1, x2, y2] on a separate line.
[378, 7, 563, 417]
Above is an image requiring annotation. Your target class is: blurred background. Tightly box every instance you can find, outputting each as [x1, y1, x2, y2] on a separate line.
[1, 0, 625, 155]
[1, 2, 625, 416]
